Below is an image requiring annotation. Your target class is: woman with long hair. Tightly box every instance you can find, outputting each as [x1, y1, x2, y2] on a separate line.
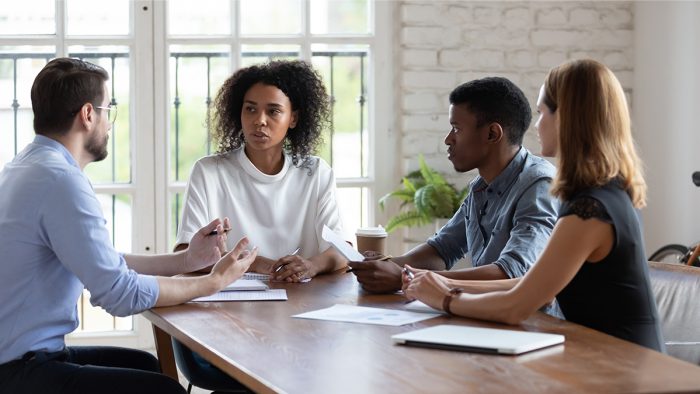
[403, 59, 664, 351]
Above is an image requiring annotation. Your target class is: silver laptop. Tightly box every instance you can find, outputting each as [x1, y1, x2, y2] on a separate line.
[392, 324, 565, 355]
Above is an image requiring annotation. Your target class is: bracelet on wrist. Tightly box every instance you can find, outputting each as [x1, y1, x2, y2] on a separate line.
[442, 287, 464, 316]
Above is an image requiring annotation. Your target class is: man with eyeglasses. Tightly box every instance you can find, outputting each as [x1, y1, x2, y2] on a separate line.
[0, 58, 257, 393]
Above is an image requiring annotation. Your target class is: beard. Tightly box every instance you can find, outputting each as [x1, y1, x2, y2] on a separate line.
[85, 132, 109, 162]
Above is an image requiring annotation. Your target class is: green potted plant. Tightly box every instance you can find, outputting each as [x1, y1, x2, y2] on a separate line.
[379, 154, 469, 232]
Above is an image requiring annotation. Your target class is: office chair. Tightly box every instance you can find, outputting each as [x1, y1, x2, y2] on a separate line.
[172, 338, 250, 393]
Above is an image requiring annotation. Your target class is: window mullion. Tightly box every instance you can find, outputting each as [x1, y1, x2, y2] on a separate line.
[232, 0, 240, 71]
[152, 0, 170, 254]
[56, 0, 65, 56]
[301, 0, 311, 61]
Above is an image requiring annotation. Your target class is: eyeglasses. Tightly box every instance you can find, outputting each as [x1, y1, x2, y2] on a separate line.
[96, 105, 118, 124]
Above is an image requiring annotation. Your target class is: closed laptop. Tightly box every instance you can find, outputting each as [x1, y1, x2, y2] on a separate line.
[392, 324, 565, 355]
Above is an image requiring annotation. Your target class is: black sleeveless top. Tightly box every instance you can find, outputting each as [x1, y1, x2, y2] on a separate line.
[556, 181, 665, 352]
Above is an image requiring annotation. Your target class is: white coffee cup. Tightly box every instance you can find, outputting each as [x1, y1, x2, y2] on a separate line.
[355, 226, 388, 255]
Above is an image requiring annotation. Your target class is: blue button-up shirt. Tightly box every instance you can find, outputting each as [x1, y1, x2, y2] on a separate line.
[0, 136, 159, 364]
[427, 147, 559, 277]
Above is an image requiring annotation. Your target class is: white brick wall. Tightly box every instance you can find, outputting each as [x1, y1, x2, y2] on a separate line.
[394, 1, 635, 254]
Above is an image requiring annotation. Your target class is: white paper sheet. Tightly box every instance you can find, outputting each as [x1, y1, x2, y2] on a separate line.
[322, 225, 364, 262]
[241, 272, 311, 283]
[404, 300, 444, 314]
[242, 273, 271, 281]
[223, 279, 268, 291]
[192, 289, 287, 302]
[292, 304, 440, 326]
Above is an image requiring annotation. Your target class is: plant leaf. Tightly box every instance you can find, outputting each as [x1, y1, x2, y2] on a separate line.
[418, 154, 447, 186]
[402, 177, 417, 193]
[379, 189, 414, 211]
[405, 169, 426, 189]
[433, 184, 458, 218]
[414, 184, 456, 218]
[385, 210, 431, 232]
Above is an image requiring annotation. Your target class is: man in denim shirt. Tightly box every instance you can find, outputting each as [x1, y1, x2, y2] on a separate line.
[350, 78, 559, 313]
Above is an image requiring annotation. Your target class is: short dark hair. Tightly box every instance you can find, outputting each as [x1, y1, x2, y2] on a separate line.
[212, 60, 330, 166]
[449, 77, 532, 146]
[31, 57, 109, 136]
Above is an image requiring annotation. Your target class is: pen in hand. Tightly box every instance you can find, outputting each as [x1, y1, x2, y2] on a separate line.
[208, 228, 231, 236]
[403, 266, 414, 281]
[274, 247, 301, 273]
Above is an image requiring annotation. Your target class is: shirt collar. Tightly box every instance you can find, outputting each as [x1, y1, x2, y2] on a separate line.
[472, 146, 528, 195]
[32, 135, 80, 169]
[236, 146, 291, 183]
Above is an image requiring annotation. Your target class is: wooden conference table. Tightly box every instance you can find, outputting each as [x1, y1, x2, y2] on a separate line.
[143, 271, 700, 393]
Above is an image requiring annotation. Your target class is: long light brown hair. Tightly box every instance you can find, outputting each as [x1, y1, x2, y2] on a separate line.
[543, 59, 646, 208]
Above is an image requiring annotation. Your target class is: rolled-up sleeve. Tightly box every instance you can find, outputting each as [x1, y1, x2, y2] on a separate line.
[40, 171, 159, 316]
[426, 199, 469, 270]
[493, 178, 559, 278]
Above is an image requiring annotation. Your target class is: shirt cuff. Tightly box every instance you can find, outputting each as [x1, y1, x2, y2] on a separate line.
[138, 274, 160, 310]
[493, 258, 525, 279]
[426, 237, 453, 270]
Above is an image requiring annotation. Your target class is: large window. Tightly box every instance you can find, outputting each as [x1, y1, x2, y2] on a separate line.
[0, 1, 142, 342]
[0, 0, 393, 348]
[162, 0, 385, 248]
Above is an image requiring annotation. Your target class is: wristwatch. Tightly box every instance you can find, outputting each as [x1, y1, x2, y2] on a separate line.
[442, 288, 464, 316]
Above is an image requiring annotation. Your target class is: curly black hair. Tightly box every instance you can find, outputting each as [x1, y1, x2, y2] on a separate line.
[212, 60, 331, 166]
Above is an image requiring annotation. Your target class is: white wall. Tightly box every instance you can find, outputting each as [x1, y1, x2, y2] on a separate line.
[394, 1, 635, 252]
[634, 2, 700, 254]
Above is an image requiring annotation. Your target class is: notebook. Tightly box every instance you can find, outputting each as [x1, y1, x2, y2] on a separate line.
[222, 279, 268, 291]
[391, 324, 565, 355]
[242, 273, 270, 281]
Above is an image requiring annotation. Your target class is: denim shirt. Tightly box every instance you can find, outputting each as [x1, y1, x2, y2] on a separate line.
[427, 147, 559, 278]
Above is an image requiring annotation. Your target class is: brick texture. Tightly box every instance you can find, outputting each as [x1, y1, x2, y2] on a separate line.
[396, 1, 634, 248]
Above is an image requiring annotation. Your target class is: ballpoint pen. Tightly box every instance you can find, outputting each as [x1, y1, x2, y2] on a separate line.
[208, 228, 231, 236]
[274, 247, 301, 273]
[345, 254, 393, 273]
[403, 266, 414, 281]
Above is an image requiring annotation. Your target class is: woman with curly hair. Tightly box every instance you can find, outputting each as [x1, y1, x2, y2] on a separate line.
[403, 59, 665, 352]
[175, 60, 347, 282]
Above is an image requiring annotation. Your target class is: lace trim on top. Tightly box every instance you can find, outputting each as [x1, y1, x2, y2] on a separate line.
[564, 196, 612, 222]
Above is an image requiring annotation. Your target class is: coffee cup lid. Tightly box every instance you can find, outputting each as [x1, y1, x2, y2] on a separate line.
[355, 226, 388, 237]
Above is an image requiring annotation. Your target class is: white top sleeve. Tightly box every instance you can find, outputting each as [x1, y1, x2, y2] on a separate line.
[315, 161, 344, 253]
[176, 161, 210, 247]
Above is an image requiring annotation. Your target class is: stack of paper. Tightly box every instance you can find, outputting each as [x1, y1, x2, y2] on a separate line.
[191, 277, 287, 302]
[242, 272, 271, 281]
[192, 289, 287, 302]
[223, 279, 268, 291]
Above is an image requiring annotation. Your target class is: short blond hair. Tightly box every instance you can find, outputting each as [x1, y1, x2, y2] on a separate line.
[543, 59, 646, 208]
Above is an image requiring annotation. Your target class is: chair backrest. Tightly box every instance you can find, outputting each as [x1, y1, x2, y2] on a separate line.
[648, 261, 700, 365]
[171, 338, 248, 392]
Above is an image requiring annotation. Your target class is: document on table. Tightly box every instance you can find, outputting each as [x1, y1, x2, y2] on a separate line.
[322, 225, 364, 261]
[404, 300, 444, 314]
[223, 279, 268, 291]
[242, 273, 270, 281]
[192, 289, 287, 302]
[292, 304, 440, 326]
[241, 272, 311, 283]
